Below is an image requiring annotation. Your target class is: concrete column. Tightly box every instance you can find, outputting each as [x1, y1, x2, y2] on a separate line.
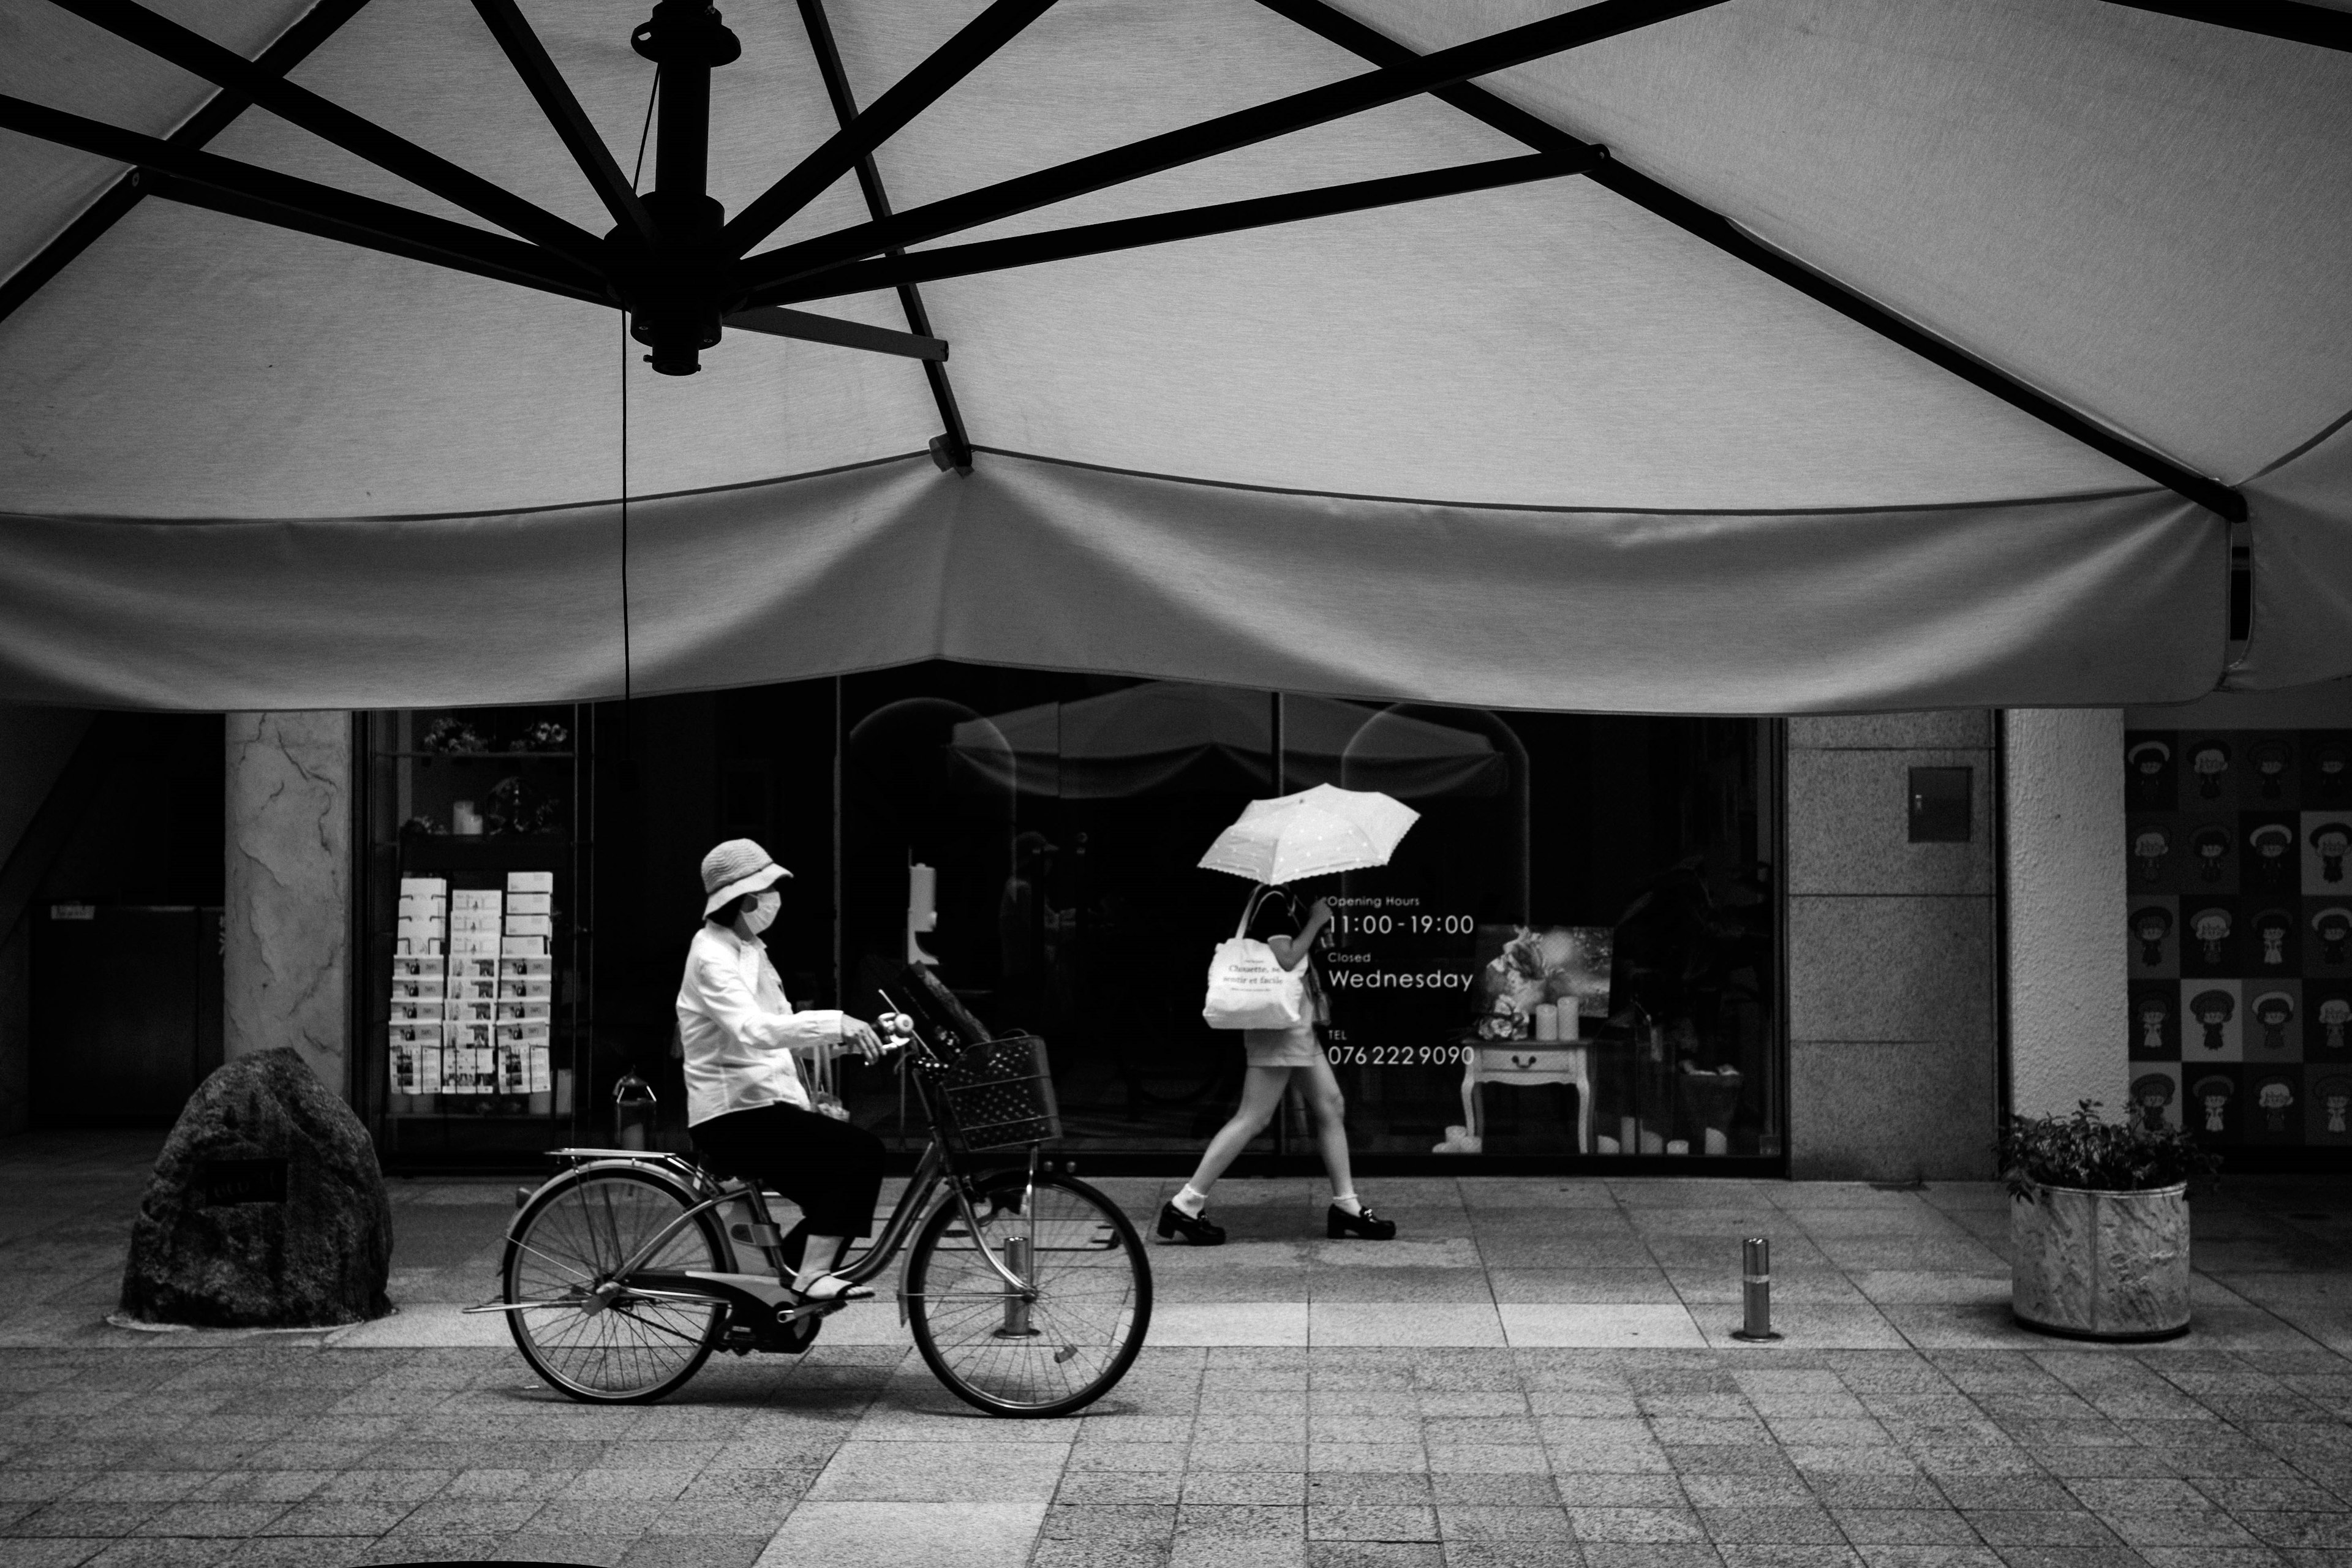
[225, 713, 352, 1096]
[1785, 713, 1999, 1180]
[2003, 708, 2127, 1120]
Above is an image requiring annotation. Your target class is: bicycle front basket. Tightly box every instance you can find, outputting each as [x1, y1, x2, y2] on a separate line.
[938, 1032, 1060, 1151]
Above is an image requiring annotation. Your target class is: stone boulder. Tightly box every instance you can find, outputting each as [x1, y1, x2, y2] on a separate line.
[119, 1047, 393, 1327]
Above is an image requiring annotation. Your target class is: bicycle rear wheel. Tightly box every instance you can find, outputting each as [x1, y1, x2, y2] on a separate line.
[503, 1166, 725, 1404]
[907, 1170, 1152, 1417]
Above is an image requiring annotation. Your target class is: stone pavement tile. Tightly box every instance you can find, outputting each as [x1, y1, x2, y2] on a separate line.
[1311, 1393, 1419, 1417]
[756, 1499, 1046, 1567]
[2237, 1511, 2352, 1549]
[1428, 1476, 1554, 1506]
[1090, 1417, 1210, 1445]
[1489, 1272, 1679, 1306]
[1849, 1548, 2005, 1568]
[1069, 1441, 1190, 1472]
[10, 1503, 161, 1538]
[644, 1496, 803, 1536]
[1309, 1417, 1419, 1446]
[2192, 1476, 2346, 1511]
[182, 1472, 334, 1505]
[2133, 1552, 2291, 1568]
[58, 1475, 208, 1506]
[1308, 1272, 1493, 1306]
[1566, 1507, 1706, 1544]
[1420, 1392, 1531, 1418]
[1660, 1447, 1793, 1478]
[213, 1539, 379, 1567]
[1803, 1474, 1945, 1509]
[556, 1466, 691, 1501]
[1676, 1476, 1811, 1508]
[1501, 1308, 1705, 1351]
[1555, 1477, 1685, 1508]
[354, 1534, 507, 1562]
[309, 1470, 452, 1502]
[1177, 1505, 1305, 1542]
[1166, 1540, 1305, 1568]
[1958, 1509, 2124, 1547]
[1200, 1415, 1310, 1445]
[1694, 1506, 1843, 1544]
[1649, 1417, 1773, 1449]
[519, 1499, 656, 1537]
[806, 1439, 1068, 1501]
[0, 1540, 115, 1568]
[1303, 1543, 1445, 1568]
[1062, 1472, 1184, 1506]
[1427, 1444, 1551, 1474]
[1980, 1550, 2149, 1568]
[1785, 1446, 1922, 1478]
[1566, 1544, 1718, 1568]
[1032, 1540, 1171, 1568]
[1714, 1548, 1862, 1568]
[1425, 1417, 1540, 1446]
[1436, 1505, 1572, 1542]
[1188, 1474, 1308, 1506]
[0, 1478, 96, 1507]
[2101, 1508, 2267, 1549]
[620, 1536, 766, 1568]
[1931, 1477, 2076, 1511]
[1153, 1308, 1310, 1349]
[1194, 1444, 1309, 1473]
[1831, 1508, 1979, 1544]
[1306, 1506, 1438, 1542]
[382, 1497, 543, 1534]
[1039, 1502, 1177, 1545]
[255, 1500, 419, 1536]
[1308, 1474, 1435, 1506]
[1311, 1307, 1504, 1349]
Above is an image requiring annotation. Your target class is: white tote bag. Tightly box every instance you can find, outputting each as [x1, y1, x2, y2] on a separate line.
[1202, 889, 1306, 1031]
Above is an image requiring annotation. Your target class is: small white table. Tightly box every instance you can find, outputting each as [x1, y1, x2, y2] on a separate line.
[1457, 1042, 1593, 1153]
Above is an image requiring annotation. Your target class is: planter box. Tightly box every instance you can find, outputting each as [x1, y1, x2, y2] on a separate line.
[2010, 1181, 2190, 1341]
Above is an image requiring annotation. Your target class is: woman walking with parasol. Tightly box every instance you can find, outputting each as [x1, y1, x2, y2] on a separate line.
[1159, 786, 1415, 1246]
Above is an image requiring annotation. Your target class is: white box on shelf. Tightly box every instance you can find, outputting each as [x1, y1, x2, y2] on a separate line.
[507, 870, 554, 893]
[453, 954, 500, 982]
[503, 914, 554, 938]
[496, 1000, 554, 1023]
[398, 877, 448, 897]
[451, 888, 503, 910]
[505, 892, 552, 916]
[499, 956, 554, 980]
[502, 935, 548, 957]
[527, 1046, 552, 1093]
[498, 978, 554, 1003]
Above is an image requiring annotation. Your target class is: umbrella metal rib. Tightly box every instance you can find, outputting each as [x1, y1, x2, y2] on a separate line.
[7, 0, 1735, 377]
[1247, 0, 2252, 524]
[0, 0, 374, 329]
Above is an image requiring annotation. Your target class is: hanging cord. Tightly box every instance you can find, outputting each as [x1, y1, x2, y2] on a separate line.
[620, 70, 658, 728]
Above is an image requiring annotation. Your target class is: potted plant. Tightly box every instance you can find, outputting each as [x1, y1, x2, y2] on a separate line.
[1997, 1100, 2218, 1341]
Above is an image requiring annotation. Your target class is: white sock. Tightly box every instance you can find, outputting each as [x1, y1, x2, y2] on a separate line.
[792, 1235, 846, 1294]
[1332, 1193, 1364, 1216]
[1172, 1186, 1208, 1218]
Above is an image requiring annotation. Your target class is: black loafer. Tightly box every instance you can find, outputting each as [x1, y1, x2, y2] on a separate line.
[1328, 1204, 1396, 1240]
[1156, 1202, 1226, 1245]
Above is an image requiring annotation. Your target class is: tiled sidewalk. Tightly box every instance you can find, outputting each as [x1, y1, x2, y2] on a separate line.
[1, 1129, 2348, 1566]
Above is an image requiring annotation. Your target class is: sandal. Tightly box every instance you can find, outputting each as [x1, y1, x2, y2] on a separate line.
[791, 1274, 875, 1303]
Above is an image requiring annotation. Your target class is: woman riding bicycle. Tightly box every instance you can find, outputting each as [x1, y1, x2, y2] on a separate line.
[677, 838, 886, 1302]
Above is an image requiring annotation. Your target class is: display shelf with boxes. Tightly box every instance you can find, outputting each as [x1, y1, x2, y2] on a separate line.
[358, 706, 593, 1167]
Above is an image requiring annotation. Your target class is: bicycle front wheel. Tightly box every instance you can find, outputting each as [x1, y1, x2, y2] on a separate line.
[907, 1170, 1152, 1418]
[503, 1166, 725, 1404]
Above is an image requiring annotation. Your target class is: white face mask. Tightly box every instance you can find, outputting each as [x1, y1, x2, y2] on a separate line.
[743, 889, 780, 935]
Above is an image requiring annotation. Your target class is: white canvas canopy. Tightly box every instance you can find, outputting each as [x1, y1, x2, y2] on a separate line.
[1, 0, 2346, 712]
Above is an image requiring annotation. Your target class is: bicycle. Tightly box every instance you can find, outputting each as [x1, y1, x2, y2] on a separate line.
[472, 982, 1152, 1416]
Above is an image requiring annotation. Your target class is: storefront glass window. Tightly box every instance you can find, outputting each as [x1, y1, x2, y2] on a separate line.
[363, 672, 1779, 1172]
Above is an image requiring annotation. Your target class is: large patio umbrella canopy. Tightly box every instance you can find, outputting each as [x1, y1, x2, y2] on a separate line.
[1, 0, 2348, 712]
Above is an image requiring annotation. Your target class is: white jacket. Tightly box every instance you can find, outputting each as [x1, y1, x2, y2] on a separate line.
[674, 923, 847, 1126]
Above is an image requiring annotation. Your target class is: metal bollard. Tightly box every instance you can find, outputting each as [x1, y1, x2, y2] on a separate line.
[1731, 1236, 1783, 1342]
[996, 1235, 1038, 1339]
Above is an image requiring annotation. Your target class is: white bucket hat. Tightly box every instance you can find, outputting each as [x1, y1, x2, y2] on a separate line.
[701, 837, 790, 917]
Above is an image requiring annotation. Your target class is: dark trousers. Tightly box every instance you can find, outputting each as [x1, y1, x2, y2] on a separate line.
[691, 1102, 886, 1243]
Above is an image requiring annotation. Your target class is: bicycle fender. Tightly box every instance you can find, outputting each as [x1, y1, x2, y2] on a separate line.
[506, 1158, 712, 1245]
